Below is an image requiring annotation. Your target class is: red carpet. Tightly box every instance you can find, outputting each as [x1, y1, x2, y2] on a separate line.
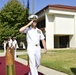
[0, 57, 44, 75]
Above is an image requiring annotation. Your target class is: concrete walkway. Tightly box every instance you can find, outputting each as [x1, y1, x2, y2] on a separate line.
[0, 52, 68, 75]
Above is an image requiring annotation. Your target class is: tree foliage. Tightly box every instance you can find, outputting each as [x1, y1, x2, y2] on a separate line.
[0, 0, 29, 42]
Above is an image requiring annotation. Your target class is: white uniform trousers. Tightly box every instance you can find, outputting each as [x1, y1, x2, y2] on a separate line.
[27, 45, 41, 75]
[4, 46, 6, 55]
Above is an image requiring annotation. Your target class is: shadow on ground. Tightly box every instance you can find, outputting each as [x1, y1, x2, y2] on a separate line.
[70, 68, 76, 75]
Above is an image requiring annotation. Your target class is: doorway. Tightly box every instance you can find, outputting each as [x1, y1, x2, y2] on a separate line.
[54, 35, 69, 48]
[59, 36, 69, 48]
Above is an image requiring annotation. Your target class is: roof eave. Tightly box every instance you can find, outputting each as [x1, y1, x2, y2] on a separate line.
[35, 4, 76, 15]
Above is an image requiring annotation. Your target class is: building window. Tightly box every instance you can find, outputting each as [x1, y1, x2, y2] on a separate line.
[37, 19, 45, 29]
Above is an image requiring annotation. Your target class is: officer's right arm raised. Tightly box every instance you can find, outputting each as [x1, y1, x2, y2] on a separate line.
[19, 20, 33, 33]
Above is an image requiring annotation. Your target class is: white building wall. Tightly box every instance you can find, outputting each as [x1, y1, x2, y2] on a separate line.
[45, 13, 75, 49]
[69, 35, 75, 48]
[45, 14, 54, 49]
[37, 8, 76, 49]
[49, 9, 76, 16]
[70, 15, 76, 48]
[54, 14, 74, 35]
[74, 15, 76, 48]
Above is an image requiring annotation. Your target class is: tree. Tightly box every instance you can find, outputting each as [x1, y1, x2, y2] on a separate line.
[0, 0, 29, 42]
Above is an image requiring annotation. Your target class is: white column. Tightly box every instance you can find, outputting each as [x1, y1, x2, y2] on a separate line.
[45, 14, 54, 49]
[70, 15, 76, 48]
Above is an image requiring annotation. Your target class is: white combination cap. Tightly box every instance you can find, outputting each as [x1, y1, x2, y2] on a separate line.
[28, 15, 38, 20]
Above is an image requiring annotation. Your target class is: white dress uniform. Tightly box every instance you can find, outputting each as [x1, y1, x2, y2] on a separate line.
[8, 39, 12, 47]
[23, 27, 45, 75]
[3, 40, 7, 55]
[12, 40, 17, 59]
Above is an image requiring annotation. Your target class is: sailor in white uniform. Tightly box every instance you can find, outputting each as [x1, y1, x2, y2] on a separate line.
[8, 37, 13, 48]
[3, 40, 7, 55]
[12, 37, 17, 59]
[19, 15, 47, 75]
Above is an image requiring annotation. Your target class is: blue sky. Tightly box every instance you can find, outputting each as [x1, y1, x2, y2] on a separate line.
[0, 0, 76, 14]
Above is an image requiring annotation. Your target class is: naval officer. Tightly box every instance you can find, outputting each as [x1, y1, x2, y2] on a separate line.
[19, 15, 47, 75]
[8, 37, 13, 48]
[12, 37, 17, 59]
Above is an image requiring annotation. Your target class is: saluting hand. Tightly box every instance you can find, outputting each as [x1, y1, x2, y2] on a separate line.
[19, 20, 34, 33]
[28, 20, 33, 26]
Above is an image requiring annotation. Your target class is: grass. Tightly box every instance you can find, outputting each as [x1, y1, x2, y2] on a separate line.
[0, 49, 4, 53]
[41, 50, 76, 75]
[18, 49, 76, 75]
[16, 49, 27, 52]
[18, 54, 28, 60]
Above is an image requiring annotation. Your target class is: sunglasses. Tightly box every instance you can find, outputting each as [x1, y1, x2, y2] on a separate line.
[33, 20, 37, 22]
